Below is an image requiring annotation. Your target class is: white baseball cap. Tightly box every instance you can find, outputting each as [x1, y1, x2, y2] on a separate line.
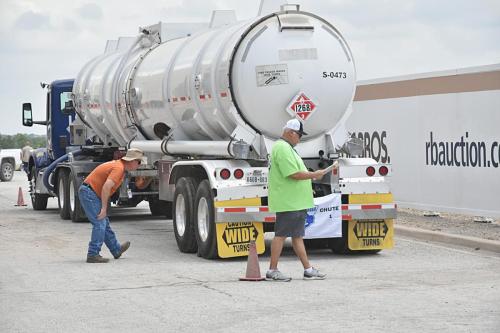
[283, 119, 308, 136]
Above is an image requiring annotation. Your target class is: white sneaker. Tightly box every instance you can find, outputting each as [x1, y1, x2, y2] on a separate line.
[265, 270, 292, 282]
[304, 267, 326, 280]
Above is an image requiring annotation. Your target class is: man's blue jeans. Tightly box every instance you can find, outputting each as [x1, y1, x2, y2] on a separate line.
[78, 185, 121, 257]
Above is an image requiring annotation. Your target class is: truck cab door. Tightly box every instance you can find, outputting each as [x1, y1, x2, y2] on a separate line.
[47, 80, 75, 160]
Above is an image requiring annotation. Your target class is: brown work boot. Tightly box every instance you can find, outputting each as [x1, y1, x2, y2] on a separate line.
[86, 255, 109, 263]
[114, 241, 131, 259]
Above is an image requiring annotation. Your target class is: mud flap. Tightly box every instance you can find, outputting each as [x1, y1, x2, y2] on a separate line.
[348, 219, 394, 250]
[216, 222, 265, 258]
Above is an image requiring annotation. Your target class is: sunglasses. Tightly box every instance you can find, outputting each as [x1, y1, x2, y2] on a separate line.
[293, 130, 303, 138]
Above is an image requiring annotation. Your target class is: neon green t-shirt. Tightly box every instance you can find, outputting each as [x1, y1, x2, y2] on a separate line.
[268, 139, 314, 212]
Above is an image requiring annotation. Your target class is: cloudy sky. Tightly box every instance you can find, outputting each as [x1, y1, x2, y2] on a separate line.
[1, 0, 499, 135]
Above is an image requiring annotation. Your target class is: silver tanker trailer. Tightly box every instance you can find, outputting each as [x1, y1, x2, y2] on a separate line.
[22, 3, 396, 259]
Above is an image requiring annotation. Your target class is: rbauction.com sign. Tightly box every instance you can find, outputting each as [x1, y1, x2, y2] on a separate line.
[347, 64, 500, 217]
[425, 132, 500, 168]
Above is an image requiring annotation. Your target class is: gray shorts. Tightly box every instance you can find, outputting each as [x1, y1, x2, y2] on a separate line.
[274, 210, 307, 237]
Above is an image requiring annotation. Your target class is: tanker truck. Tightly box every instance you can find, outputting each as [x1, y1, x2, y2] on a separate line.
[22, 3, 396, 258]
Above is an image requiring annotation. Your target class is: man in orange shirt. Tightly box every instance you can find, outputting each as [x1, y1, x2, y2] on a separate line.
[79, 148, 144, 263]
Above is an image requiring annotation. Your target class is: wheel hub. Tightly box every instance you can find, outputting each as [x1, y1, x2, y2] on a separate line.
[59, 177, 65, 208]
[69, 179, 75, 212]
[2, 164, 13, 179]
[175, 194, 186, 236]
[197, 197, 209, 242]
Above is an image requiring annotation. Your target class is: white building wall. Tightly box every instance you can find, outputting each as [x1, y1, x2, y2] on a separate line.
[347, 65, 500, 217]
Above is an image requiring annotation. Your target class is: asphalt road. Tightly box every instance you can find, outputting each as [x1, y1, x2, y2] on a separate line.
[1, 171, 499, 332]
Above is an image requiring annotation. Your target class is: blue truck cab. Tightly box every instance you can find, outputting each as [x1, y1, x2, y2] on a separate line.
[22, 79, 76, 209]
[45, 79, 76, 160]
[23, 79, 75, 162]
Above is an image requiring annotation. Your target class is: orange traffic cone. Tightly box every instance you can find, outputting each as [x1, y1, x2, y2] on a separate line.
[15, 187, 27, 207]
[239, 240, 265, 281]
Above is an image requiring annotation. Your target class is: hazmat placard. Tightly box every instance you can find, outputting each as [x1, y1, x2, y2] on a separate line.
[216, 222, 265, 258]
[287, 91, 317, 121]
[348, 219, 394, 250]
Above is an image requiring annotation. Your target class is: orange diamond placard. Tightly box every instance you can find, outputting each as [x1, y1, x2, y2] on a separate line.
[287, 92, 316, 121]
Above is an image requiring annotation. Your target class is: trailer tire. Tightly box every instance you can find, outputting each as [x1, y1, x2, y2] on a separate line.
[328, 221, 355, 254]
[69, 171, 87, 222]
[0, 161, 14, 182]
[194, 180, 218, 259]
[30, 166, 48, 210]
[328, 237, 351, 254]
[57, 170, 71, 220]
[304, 239, 329, 249]
[149, 198, 172, 218]
[172, 177, 197, 253]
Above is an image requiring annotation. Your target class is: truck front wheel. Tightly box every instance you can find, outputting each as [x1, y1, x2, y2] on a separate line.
[194, 180, 218, 259]
[30, 166, 48, 210]
[172, 177, 197, 253]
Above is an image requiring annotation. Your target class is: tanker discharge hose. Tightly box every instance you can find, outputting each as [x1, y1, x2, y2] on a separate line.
[42, 150, 82, 193]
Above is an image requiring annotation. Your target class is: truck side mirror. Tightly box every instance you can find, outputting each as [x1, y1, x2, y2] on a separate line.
[62, 100, 75, 115]
[22, 103, 33, 127]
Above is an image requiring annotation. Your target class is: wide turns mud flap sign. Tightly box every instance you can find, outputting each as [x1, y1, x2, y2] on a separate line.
[348, 219, 394, 250]
[216, 222, 265, 258]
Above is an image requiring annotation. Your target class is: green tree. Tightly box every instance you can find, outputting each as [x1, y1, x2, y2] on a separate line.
[0, 133, 46, 149]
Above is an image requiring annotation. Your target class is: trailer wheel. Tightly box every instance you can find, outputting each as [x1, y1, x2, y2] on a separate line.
[328, 237, 351, 254]
[172, 177, 197, 253]
[57, 170, 70, 220]
[30, 166, 48, 210]
[194, 180, 218, 259]
[149, 198, 172, 218]
[0, 161, 14, 182]
[304, 239, 329, 250]
[69, 171, 87, 222]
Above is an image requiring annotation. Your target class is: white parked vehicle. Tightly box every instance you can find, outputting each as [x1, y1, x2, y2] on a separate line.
[1, 149, 22, 170]
[0, 149, 19, 181]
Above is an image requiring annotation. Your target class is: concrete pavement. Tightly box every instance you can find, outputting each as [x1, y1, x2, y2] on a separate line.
[1, 172, 499, 332]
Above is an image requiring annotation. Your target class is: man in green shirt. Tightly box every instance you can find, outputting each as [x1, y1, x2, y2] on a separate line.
[266, 119, 329, 281]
